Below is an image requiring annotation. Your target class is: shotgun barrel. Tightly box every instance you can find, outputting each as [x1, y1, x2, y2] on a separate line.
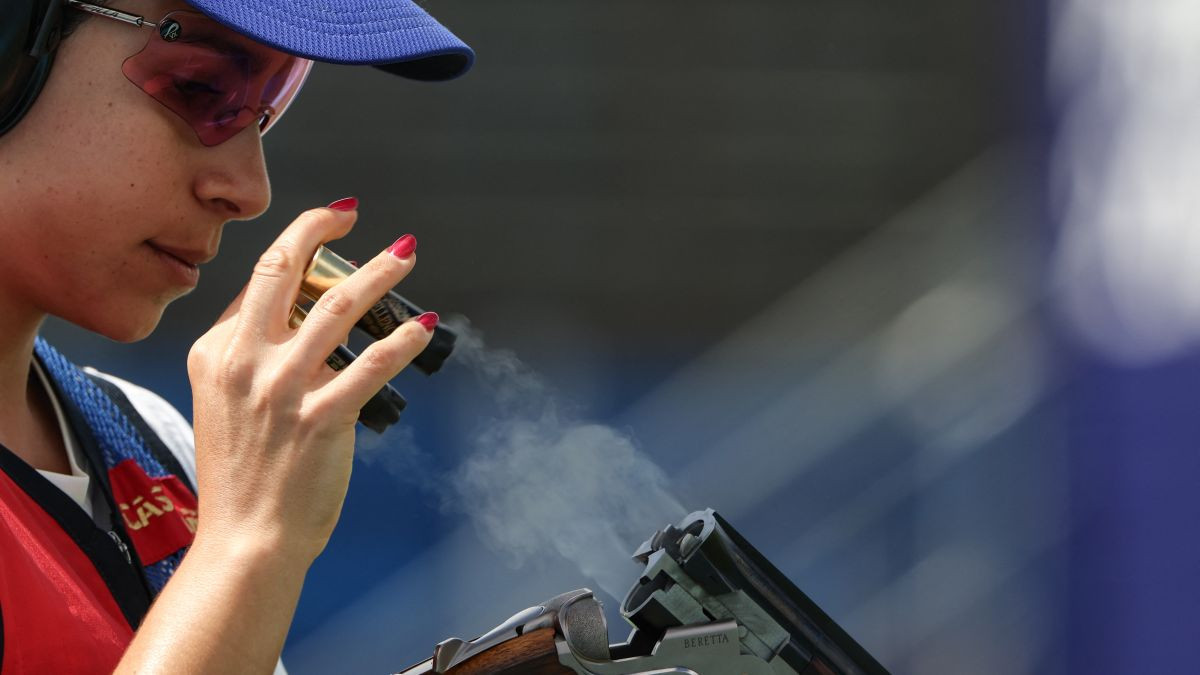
[396, 508, 890, 674]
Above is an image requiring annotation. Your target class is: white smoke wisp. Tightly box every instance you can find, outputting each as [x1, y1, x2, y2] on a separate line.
[355, 422, 431, 487]
[442, 316, 687, 600]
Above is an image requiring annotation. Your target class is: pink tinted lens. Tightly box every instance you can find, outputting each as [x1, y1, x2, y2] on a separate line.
[121, 11, 313, 146]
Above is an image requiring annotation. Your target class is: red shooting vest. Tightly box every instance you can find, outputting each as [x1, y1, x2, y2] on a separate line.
[0, 368, 198, 673]
[0, 468, 132, 673]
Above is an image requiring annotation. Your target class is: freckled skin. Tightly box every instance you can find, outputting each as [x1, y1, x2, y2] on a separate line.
[0, 4, 445, 672]
[0, 0, 273, 342]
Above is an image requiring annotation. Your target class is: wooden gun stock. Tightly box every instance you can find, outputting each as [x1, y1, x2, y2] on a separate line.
[442, 628, 574, 675]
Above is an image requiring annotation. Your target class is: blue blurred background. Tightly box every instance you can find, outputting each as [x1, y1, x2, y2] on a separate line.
[40, 0, 1200, 672]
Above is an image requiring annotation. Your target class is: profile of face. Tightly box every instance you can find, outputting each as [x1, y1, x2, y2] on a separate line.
[0, 0, 277, 342]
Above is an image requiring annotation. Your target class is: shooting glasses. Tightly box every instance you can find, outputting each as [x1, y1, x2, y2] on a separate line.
[66, 0, 312, 146]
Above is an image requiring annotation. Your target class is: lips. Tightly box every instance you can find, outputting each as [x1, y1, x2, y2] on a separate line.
[146, 241, 216, 267]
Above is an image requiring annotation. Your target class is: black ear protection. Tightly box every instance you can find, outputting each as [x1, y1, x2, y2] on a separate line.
[1, 0, 66, 138]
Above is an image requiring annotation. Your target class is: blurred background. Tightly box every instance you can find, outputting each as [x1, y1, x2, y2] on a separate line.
[40, 0, 1200, 672]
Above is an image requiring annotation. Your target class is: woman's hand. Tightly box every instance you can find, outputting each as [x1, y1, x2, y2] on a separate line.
[118, 201, 433, 674]
[187, 200, 431, 561]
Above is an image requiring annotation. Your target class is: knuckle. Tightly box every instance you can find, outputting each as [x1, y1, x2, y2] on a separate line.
[186, 340, 211, 378]
[208, 334, 257, 389]
[314, 290, 356, 320]
[250, 207, 353, 283]
[357, 340, 405, 376]
[253, 245, 295, 281]
[256, 374, 290, 402]
[189, 338, 255, 395]
[187, 329, 234, 378]
[215, 353, 255, 390]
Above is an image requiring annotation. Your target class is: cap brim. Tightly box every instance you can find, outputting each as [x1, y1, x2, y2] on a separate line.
[186, 0, 474, 81]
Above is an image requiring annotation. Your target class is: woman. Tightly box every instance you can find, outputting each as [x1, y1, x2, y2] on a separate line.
[0, 0, 472, 671]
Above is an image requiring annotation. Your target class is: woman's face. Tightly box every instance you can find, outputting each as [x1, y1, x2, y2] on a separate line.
[0, 0, 274, 342]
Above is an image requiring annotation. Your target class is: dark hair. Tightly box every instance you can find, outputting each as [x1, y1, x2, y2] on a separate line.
[59, 1, 114, 41]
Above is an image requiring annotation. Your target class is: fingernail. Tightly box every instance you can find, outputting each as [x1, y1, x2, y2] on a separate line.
[327, 196, 358, 211]
[414, 311, 439, 332]
[387, 234, 417, 259]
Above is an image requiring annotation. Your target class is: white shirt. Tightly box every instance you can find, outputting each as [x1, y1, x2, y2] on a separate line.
[32, 358, 98, 518]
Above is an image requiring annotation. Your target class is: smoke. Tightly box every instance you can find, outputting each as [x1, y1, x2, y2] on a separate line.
[354, 422, 429, 487]
[444, 316, 686, 599]
[358, 316, 686, 601]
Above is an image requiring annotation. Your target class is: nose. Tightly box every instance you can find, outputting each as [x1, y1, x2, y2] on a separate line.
[192, 123, 272, 220]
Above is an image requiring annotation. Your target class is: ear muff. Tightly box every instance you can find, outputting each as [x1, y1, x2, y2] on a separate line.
[1, 0, 64, 138]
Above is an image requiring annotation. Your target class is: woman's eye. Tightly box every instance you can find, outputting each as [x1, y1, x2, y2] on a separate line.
[173, 78, 224, 96]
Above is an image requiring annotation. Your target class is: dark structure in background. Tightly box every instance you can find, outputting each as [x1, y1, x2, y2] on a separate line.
[71, 0, 1013, 371]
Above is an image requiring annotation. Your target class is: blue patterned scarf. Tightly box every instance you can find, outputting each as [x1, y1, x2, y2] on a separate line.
[34, 337, 187, 593]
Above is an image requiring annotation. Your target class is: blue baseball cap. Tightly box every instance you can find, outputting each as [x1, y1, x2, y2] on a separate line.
[185, 0, 474, 81]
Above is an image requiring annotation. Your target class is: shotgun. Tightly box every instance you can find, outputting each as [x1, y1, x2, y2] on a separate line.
[396, 508, 890, 674]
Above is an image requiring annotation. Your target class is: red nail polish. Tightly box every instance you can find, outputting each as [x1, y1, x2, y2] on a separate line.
[327, 196, 358, 211]
[387, 234, 417, 259]
[414, 311, 439, 332]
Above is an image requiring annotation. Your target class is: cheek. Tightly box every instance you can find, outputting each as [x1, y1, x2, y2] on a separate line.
[0, 25, 203, 339]
[16, 235, 180, 330]
[3, 44, 193, 289]
[18, 28, 194, 205]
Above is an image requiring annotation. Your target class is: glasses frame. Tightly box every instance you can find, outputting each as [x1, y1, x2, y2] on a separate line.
[63, 0, 310, 142]
[66, 0, 162, 32]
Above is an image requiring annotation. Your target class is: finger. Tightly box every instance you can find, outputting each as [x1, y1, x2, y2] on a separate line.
[236, 201, 359, 339]
[284, 233, 418, 370]
[313, 313, 437, 414]
[287, 306, 354, 386]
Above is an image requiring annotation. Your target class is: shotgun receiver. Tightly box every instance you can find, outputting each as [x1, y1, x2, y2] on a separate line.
[396, 508, 889, 674]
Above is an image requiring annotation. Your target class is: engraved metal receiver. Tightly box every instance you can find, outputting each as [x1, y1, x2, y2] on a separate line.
[396, 509, 890, 675]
